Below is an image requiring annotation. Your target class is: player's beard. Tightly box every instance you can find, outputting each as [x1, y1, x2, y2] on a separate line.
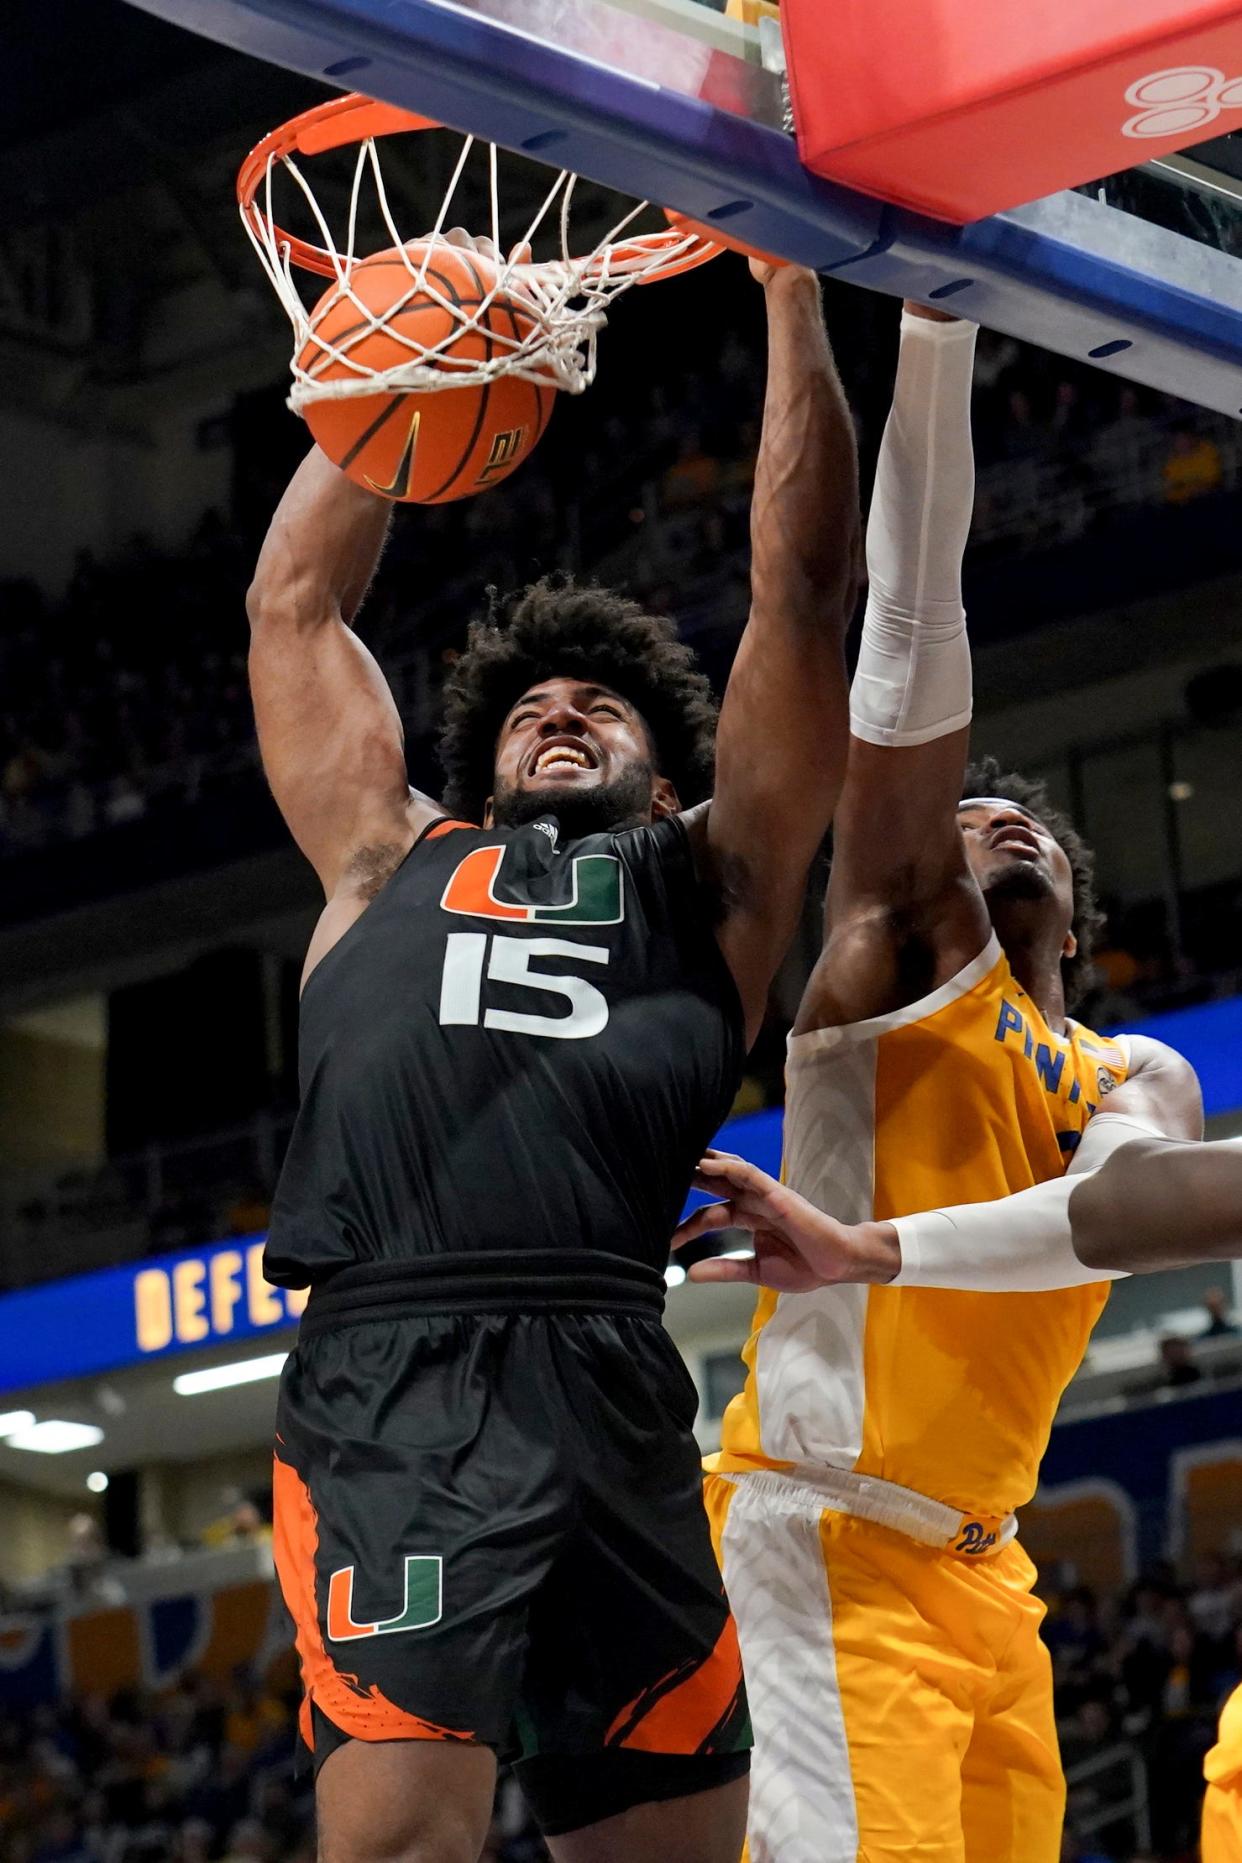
[983, 859, 1056, 905]
[491, 763, 655, 839]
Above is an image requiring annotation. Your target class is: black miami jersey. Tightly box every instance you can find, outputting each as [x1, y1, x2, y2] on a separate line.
[264, 812, 745, 1286]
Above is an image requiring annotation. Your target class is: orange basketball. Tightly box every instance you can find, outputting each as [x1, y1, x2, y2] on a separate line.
[297, 243, 554, 504]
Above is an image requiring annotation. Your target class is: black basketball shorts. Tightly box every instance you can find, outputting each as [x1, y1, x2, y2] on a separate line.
[272, 1251, 750, 1834]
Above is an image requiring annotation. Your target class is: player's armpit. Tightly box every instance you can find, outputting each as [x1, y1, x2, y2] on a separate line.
[247, 447, 438, 894]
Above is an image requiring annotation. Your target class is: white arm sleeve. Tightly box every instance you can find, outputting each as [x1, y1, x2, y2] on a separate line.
[850, 312, 978, 748]
[890, 1113, 1168, 1292]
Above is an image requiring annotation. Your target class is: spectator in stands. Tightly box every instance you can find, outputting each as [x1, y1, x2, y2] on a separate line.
[61, 1515, 117, 1606]
[1060, 1693, 1116, 1769]
[1188, 1556, 1242, 1652]
[222, 1671, 284, 1757]
[103, 774, 146, 827]
[1050, 379, 1093, 451]
[660, 428, 722, 508]
[172, 1818, 213, 1861]
[1159, 1334, 1204, 1389]
[220, 1816, 273, 1860]
[1202, 1287, 1239, 1338]
[1046, 1586, 1109, 1713]
[1090, 385, 1156, 505]
[224, 1187, 272, 1240]
[1162, 426, 1224, 503]
[202, 1497, 271, 1551]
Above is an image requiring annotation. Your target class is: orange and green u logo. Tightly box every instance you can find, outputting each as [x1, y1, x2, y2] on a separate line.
[326, 1556, 442, 1641]
[441, 845, 624, 926]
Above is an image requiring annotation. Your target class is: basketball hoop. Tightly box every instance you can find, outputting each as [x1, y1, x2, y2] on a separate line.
[237, 93, 731, 414]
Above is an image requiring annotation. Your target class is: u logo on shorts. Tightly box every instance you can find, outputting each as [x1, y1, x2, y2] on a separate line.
[327, 1556, 443, 1640]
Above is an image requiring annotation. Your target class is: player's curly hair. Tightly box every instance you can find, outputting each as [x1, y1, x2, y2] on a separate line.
[962, 755, 1105, 1012]
[438, 575, 718, 823]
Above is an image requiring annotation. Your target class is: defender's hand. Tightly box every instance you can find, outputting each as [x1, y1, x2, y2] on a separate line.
[676, 1152, 901, 1290]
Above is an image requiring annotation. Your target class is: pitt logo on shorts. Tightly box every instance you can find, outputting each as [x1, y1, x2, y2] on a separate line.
[327, 1556, 443, 1641]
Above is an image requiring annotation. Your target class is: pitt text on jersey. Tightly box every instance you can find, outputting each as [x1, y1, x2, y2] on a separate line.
[994, 997, 1106, 1150]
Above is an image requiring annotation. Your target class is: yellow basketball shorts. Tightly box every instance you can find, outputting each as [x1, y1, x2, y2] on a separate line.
[1202, 1684, 1242, 1863]
[704, 1469, 1065, 1863]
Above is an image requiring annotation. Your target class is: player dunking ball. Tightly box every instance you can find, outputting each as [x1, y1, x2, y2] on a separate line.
[248, 238, 861, 1863]
[684, 302, 1202, 1863]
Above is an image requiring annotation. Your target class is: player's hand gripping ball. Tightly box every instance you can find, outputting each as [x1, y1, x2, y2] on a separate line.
[298, 235, 554, 503]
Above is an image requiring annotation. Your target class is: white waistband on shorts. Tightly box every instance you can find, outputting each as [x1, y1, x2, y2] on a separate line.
[719, 1463, 1019, 1556]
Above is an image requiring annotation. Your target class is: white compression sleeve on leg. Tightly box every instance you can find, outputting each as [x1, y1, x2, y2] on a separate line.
[889, 1113, 1168, 1292]
[850, 312, 978, 747]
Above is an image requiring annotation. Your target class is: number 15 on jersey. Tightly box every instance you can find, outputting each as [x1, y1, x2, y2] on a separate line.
[439, 933, 610, 1040]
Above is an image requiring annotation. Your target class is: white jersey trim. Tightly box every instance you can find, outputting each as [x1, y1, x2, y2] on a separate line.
[789, 932, 1002, 1056]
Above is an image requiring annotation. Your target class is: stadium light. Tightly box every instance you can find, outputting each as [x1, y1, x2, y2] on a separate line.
[7, 1421, 104, 1454]
[173, 1352, 289, 1396]
[0, 1410, 36, 1438]
[86, 1472, 109, 1494]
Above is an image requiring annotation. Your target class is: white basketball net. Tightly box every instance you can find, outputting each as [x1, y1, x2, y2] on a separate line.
[241, 129, 715, 413]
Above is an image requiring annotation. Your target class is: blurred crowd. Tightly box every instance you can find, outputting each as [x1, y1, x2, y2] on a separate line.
[5, 1549, 1239, 1862]
[968, 337, 1238, 554]
[0, 522, 254, 858]
[1048, 1552, 1242, 1861]
[0, 1672, 547, 1863]
[2, 312, 1238, 865]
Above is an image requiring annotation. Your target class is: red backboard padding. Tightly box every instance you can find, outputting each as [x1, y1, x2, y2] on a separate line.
[781, 0, 1242, 223]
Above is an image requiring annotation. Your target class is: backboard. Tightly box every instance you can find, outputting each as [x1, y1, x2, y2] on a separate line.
[123, 0, 1242, 414]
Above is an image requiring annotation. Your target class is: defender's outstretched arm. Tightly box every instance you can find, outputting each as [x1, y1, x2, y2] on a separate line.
[804, 305, 987, 1028]
[678, 1037, 1207, 1291]
[1072, 1133, 1242, 1271]
[248, 447, 437, 897]
[703, 265, 862, 1044]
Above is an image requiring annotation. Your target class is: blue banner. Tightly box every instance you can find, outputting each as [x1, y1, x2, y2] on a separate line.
[0, 1236, 305, 1397]
[1122, 993, 1242, 1119]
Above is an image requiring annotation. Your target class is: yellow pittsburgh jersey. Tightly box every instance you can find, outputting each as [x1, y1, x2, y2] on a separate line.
[714, 933, 1129, 1521]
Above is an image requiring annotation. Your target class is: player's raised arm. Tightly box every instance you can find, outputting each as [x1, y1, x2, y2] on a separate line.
[807, 303, 986, 1025]
[247, 445, 438, 897]
[701, 264, 861, 1041]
